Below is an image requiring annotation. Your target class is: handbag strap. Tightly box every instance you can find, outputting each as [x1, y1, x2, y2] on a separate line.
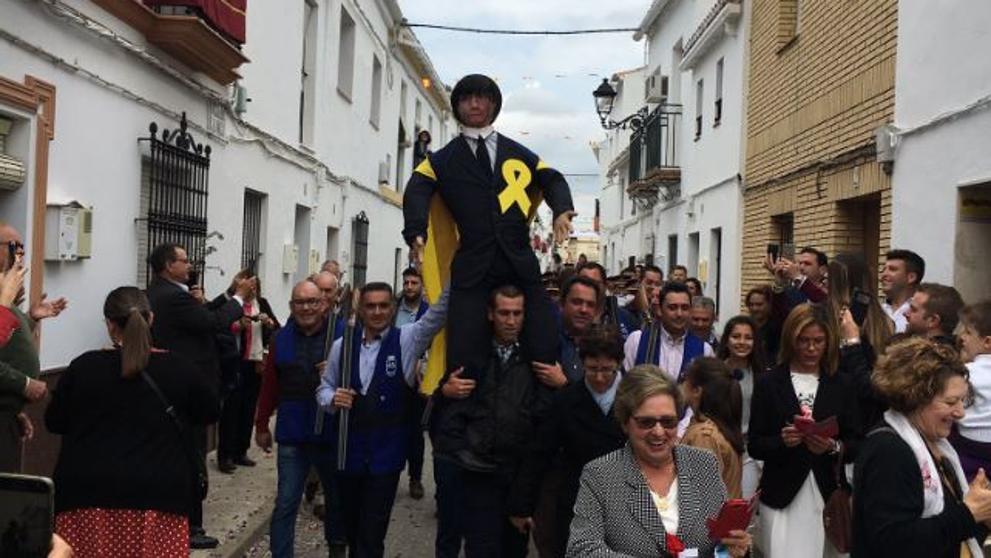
[140, 370, 183, 431]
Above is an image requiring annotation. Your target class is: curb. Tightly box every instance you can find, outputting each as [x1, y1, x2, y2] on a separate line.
[219, 506, 271, 558]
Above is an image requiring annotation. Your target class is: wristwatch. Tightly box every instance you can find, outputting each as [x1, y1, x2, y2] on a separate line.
[839, 337, 861, 348]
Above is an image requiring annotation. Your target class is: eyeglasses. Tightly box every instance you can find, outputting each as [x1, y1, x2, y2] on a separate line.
[291, 298, 322, 308]
[797, 337, 827, 348]
[585, 366, 618, 377]
[631, 415, 680, 430]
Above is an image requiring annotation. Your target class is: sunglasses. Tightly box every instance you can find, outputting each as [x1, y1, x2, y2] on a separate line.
[631, 415, 680, 430]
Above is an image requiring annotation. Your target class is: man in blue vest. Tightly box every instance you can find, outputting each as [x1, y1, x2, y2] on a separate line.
[254, 279, 342, 558]
[392, 266, 430, 500]
[318, 282, 449, 558]
[623, 281, 714, 381]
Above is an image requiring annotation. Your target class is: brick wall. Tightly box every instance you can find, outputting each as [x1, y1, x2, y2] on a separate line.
[740, 0, 898, 304]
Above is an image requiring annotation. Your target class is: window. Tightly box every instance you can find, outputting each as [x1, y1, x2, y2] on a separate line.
[688, 232, 700, 277]
[393, 247, 402, 293]
[667, 234, 679, 272]
[370, 55, 382, 128]
[694, 79, 704, 140]
[337, 7, 356, 100]
[428, 114, 434, 139]
[400, 81, 408, 122]
[771, 213, 795, 260]
[415, 98, 422, 129]
[351, 212, 369, 287]
[241, 190, 266, 270]
[714, 58, 724, 126]
[299, 1, 317, 145]
[138, 114, 210, 287]
[777, 0, 801, 48]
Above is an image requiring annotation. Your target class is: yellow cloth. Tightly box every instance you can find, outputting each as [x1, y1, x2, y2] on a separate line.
[414, 158, 545, 395]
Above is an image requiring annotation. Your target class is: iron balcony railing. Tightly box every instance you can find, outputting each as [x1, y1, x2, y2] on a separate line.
[628, 103, 682, 184]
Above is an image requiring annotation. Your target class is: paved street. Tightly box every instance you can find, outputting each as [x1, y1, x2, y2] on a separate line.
[245, 445, 439, 558]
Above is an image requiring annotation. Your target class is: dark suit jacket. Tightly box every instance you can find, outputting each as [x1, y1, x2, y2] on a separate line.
[747, 364, 863, 509]
[566, 444, 728, 557]
[508, 380, 626, 518]
[147, 277, 244, 381]
[402, 134, 574, 287]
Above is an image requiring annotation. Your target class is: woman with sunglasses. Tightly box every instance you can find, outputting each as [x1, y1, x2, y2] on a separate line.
[508, 326, 627, 557]
[567, 365, 752, 557]
[748, 303, 862, 557]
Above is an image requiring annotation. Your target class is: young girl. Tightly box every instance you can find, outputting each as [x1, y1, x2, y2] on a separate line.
[718, 315, 766, 497]
[680, 357, 745, 498]
[951, 300, 991, 480]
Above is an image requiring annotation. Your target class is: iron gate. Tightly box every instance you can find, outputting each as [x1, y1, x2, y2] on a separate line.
[139, 113, 211, 286]
[351, 211, 369, 287]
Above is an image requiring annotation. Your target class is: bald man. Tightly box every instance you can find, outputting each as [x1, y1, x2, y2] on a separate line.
[254, 279, 345, 557]
[0, 223, 67, 473]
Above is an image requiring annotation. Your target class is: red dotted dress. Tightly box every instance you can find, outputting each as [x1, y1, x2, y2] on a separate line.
[56, 508, 188, 558]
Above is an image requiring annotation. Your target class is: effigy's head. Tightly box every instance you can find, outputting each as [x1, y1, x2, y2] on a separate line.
[451, 74, 502, 128]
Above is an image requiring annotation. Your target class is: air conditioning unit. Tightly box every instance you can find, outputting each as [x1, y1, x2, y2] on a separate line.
[645, 68, 669, 104]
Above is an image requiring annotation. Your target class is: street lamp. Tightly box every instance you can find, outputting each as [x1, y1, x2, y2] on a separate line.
[593, 78, 646, 130]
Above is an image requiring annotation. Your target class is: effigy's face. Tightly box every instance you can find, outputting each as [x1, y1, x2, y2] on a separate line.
[457, 94, 496, 128]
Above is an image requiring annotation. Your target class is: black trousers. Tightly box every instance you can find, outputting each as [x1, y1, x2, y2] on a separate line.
[0, 411, 21, 473]
[218, 360, 261, 461]
[336, 471, 401, 558]
[189, 425, 208, 531]
[433, 455, 465, 558]
[406, 395, 427, 482]
[460, 468, 529, 558]
[447, 252, 559, 379]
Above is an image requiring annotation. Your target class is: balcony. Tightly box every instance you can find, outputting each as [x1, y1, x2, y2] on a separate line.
[92, 0, 248, 85]
[627, 103, 682, 209]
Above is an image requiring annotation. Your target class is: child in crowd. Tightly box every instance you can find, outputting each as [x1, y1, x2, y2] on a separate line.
[951, 301, 991, 480]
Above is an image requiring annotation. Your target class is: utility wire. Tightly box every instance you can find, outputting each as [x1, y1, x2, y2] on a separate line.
[402, 22, 637, 36]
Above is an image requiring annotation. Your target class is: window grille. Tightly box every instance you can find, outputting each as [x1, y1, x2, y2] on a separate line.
[137, 112, 210, 286]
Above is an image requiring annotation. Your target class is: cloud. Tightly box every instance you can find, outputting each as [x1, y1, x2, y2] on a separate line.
[399, 0, 646, 231]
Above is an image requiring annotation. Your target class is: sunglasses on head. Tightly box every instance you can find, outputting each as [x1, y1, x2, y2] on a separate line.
[631, 415, 680, 430]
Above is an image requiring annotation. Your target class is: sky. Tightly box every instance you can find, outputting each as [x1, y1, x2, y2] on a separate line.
[399, 0, 650, 232]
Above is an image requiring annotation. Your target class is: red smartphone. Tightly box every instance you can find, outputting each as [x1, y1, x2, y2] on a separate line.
[0, 473, 54, 556]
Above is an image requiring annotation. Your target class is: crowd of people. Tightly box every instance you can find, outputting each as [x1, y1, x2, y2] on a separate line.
[2, 235, 988, 558]
[3, 69, 991, 558]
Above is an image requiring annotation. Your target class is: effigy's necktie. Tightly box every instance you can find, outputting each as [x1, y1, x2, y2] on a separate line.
[475, 135, 493, 178]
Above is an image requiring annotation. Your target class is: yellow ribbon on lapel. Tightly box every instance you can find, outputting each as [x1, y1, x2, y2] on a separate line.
[498, 159, 532, 216]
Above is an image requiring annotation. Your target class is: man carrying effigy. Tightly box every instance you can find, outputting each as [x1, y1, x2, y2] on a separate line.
[402, 73, 576, 391]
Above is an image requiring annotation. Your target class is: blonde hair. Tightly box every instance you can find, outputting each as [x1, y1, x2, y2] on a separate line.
[873, 337, 969, 414]
[778, 303, 839, 375]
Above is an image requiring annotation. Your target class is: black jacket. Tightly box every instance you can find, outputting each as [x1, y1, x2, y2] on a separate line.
[146, 277, 243, 381]
[402, 134, 573, 287]
[852, 424, 987, 558]
[507, 380, 626, 518]
[46, 350, 219, 515]
[432, 346, 549, 471]
[747, 364, 863, 509]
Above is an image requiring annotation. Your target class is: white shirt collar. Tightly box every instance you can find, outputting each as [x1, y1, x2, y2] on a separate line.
[660, 325, 686, 345]
[461, 125, 495, 140]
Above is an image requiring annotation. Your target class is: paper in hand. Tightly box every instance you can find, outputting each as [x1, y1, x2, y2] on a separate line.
[793, 415, 839, 439]
[707, 492, 759, 540]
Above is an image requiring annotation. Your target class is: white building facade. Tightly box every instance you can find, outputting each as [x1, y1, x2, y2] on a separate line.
[889, 0, 991, 303]
[597, 0, 748, 317]
[0, 0, 455, 370]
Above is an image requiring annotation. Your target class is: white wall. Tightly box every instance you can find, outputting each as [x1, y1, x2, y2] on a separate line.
[0, 0, 455, 369]
[890, 0, 991, 290]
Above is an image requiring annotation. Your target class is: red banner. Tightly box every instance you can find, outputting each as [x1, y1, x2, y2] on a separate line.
[144, 0, 246, 44]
